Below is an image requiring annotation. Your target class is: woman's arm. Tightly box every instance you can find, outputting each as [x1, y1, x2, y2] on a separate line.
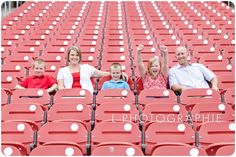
[160, 45, 169, 79]
[92, 69, 110, 78]
[136, 44, 146, 78]
[57, 79, 65, 90]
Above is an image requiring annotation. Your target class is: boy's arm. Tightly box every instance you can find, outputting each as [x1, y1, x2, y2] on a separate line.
[46, 83, 58, 93]
[15, 84, 26, 89]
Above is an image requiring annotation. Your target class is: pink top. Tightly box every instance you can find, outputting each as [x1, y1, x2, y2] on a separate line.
[143, 72, 167, 89]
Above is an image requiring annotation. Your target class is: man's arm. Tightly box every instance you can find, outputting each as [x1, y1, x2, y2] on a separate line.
[15, 84, 26, 90]
[171, 84, 189, 93]
[210, 76, 218, 90]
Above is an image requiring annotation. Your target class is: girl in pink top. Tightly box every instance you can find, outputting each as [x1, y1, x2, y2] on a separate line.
[136, 44, 169, 89]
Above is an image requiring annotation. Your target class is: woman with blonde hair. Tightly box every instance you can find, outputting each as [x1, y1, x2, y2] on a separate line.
[136, 44, 169, 89]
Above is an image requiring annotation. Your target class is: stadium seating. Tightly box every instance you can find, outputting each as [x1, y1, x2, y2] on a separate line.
[1, 1, 235, 156]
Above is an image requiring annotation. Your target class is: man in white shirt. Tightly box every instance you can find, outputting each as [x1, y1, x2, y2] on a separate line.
[169, 46, 218, 92]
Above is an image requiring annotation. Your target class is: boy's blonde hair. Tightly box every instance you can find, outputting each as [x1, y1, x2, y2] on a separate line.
[147, 56, 162, 75]
[33, 58, 46, 68]
[110, 62, 122, 71]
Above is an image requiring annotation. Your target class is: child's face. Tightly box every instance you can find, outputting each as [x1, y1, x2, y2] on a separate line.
[111, 68, 122, 81]
[150, 61, 160, 77]
[33, 63, 45, 76]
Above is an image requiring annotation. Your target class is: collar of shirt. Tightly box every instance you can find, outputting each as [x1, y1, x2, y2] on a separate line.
[110, 80, 124, 83]
[33, 75, 45, 79]
[177, 62, 192, 69]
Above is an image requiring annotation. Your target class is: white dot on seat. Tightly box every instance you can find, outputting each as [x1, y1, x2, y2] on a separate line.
[15, 65, 21, 70]
[64, 41, 68, 45]
[119, 35, 124, 39]
[124, 104, 131, 111]
[210, 47, 215, 52]
[50, 65, 56, 70]
[76, 104, 84, 111]
[151, 47, 156, 52]
[6, 76, 12, 82]
[88, 56, 93, 61]
[226, 64, 232, 70]
[65, 147, 74, 156]
[23, 56, 29, 61]
[203, 40, 208, 45]
[177, 124, 186, 132]
[17, 123, 25, 131]
[67, 35, 71, 39]
[149, 41, 153, 45]
[217, 55, 222, 60]
[56, 56, 61, 61]
[41, 35, 45, 39]
[29, 104, 36, 111]
[14, 35, 19, 39]
[71, 123, 79, 131]
[229, 123, 235, 131]
[176, 40, 180, 45]
[120, 47, 125, 52]
[90, 47, 95, 52]
[124, 123, 132, 131]
[218, 104, 225, 111]
[190, 148, 199, 156]
[120, 55, 125, 60]
[126, 147, 135, 156]
[120, 41, 124, 45]
[94, 30, 99, 34]
[37, 90, 44, 96]
[35, 41, 40, 45]
[7, 41, 12, 45]
[122, 90, 128, 96]
[72, 25, 76, 29]
[30, 47, 35, 52]
[173, 105, 180, 112]
[206, 89, 213, 95]
[163, 90, 169, 96]
[60, 47, 65, 52]
[4, 147, 13, 156]
[80, 90, 85, 96]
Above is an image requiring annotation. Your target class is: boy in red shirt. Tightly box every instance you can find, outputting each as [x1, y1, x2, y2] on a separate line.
[15, 58, 57, 93]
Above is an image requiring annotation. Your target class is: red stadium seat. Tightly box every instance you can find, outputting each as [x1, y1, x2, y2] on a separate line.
[11, 89, 51, 107]
[91, 143, 144, 156]
[95, 102, 139, 123]
[1, 73, 19, 90]
[53, 88, 93, 105]
[30, 142, 83, 156]
[180, 88, 222, 110]
[91, 121, 141, 152]
[37, 120, 88, 155]
[191, 102, 235, 129]
[145, 122, 195, 155]
[198, 122, 235, 147]
[96, 89, 135, 105]
[1, 142, 27, 156]
[218, 74, 235, 90]
[139, 89, 177, 106]
[152, 144, 207, 156]
[48, 102, 92, 129]
[2, 103, 46, 130]
[224, 88, 235, 108]
[1, 121, 36, 155]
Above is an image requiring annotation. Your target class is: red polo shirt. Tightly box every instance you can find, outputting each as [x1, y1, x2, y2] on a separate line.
[19, 75, 56, 89]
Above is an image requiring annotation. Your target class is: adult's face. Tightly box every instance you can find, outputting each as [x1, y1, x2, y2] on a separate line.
[69, 50, 80, 65]
[175, 47, 188, 66]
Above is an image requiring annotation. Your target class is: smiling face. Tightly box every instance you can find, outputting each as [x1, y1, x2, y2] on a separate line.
[110, 63, 122, 81]
[69, 49, 81, 65]
[175, 47, 189, 66]
[148, 57, 161, 77]
[33, 61, 46, 76]
[150, 60, 161, 77]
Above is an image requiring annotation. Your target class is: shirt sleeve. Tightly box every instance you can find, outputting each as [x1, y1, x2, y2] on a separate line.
[198, 64, 216, 81]
[85, 64, 96, 77]
[47, 76, 57, 87]
[57, 68, 64, 80]
[19, 77, 30, 88]
[101, 81, 108, 90]
[169, 68, 178, 88]
[124, 82, 130, 90]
